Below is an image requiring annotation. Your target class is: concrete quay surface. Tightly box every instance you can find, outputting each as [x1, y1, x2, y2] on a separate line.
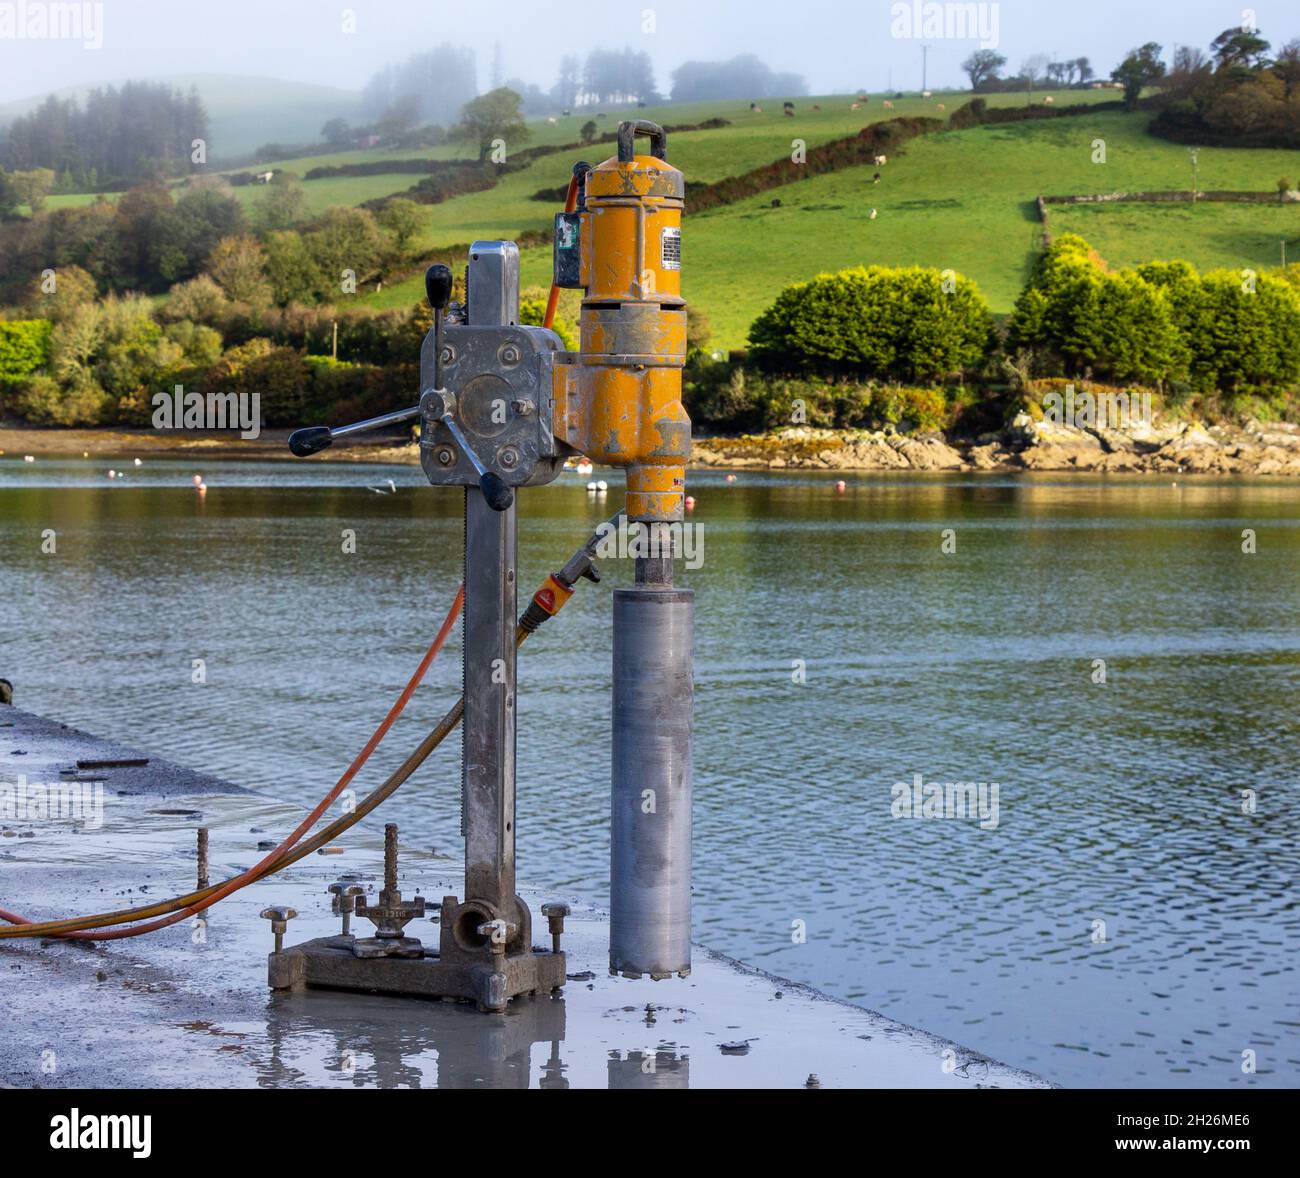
[0, 705, 1050, 1089]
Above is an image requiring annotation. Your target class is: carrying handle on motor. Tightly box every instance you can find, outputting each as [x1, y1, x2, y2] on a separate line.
[616, 120, 667, 163]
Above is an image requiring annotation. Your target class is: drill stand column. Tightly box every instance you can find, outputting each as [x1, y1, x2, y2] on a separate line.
[269, 243, 570, 1012]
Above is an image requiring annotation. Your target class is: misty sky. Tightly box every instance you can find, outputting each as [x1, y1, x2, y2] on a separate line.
[0, 0, 1293, 102]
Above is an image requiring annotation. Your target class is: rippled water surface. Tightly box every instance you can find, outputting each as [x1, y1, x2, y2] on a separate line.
[2, 456, 1297, 1087]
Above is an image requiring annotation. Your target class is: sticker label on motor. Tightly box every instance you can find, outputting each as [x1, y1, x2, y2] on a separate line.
[661, 226, 681, 270]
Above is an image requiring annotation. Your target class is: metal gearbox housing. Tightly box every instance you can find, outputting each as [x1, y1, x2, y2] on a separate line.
[418, 321, 567, 490]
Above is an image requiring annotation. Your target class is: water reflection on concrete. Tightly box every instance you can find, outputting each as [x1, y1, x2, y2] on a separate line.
[259, 989, 567, 1089]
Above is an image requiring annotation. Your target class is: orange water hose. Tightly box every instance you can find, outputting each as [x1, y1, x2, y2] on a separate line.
[0, 585, 464, 939]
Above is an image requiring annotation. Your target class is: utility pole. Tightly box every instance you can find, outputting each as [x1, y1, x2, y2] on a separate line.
[1189, 148, 1199, 206]
[922, 44, 930, 92]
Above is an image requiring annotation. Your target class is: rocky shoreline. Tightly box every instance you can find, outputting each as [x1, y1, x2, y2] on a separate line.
[692, 418, 1300, 476]
[4, 418, 1300, 476]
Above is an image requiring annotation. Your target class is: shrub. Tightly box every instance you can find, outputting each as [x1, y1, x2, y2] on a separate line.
[23, 265, 98, 321]
[1195, 270, 1300, 393]
[0, 319, 53, 384]
[519, 294, 578, 351]
[12, 373, 111, 425]
[749, 265, 992, 382]
[1007, 234, 1188, 385]
[200, 338, 312, 425]
[161, 274, 230, 326]
[207, 235, 272, 307]
[683, 357, 957, 433]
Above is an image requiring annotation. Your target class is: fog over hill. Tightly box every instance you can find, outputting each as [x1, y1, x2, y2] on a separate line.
[0, 74, 364, 160]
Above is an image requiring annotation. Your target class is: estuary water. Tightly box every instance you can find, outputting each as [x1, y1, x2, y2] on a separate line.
[1, 456, 1297, 1088]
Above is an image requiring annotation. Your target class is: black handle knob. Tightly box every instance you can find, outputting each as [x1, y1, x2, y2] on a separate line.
[479, 472, 514, 511]
[425, 264, 453, 312]
[289, 426, 333, 457]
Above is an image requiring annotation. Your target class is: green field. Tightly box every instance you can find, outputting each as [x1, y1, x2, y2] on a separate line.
[31, 88, 1300, 350]
[350, 104, 1300, 347]
[1048, 201, 1297, 273]
[227, 89, 1120, 250]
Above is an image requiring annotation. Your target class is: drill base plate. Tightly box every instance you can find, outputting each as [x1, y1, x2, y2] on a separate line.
[268, 936, 567, 1013]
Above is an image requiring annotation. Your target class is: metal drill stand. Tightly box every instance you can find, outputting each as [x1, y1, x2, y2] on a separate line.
[272, 244, 571, 1011]
[275, 119, 697, 1013]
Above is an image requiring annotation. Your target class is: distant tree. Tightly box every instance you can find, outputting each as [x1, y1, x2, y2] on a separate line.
[670, 53, 806, 102]
[502, 78, 552, 116]
[377, 197, 424, 255]
[584, 48, 660, 105]
[263, 230, 319, 304]
[1273, 39, 1300, 97]
[253, 172, 307, 232]
[303, 206, 386, 295]
[362, 44, 478, 126]
[0, 170, 18, 218]
[552, 54, 581, 109]
[0, 82, 207, 187]
[1112, 43, 1166, 110]
[207, 235, 272, 307]
[376, 95, 421, 140]
[962, 49, 1007, 90]
[8, 168, 55, 213]
[321, 118, 352, 147]
[1021, 54, 1051, 98]
[1209, 26, 1272, 71]
[453, 88, 530, 161]
[1076, 57, 1095, 85]
[580, 119, 598, 144]
[171, 185, 246, 280]
[25, 263, 97, 318]
[160, 274, 229, 326]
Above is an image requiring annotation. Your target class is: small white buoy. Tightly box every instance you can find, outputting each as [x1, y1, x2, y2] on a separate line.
[836, 480, 846, 493]
[107, 470, 116, 479]
[725, 474, 736, 483]
[595, 480, 608, 492]
[23, 455, 35, 463]
[192, 473, 204, 487]
[685, 495, 696, 510]
[586, 481, 598, 492]
[133, 458, 142, 467]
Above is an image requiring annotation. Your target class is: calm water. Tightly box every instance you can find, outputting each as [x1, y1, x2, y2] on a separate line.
[2, 456, 1298, 1088]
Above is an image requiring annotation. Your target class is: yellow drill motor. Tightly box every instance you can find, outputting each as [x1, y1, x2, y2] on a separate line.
[552, 119, 689, 524]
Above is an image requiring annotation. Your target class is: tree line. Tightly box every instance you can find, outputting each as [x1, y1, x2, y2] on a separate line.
[0, 82, 208, 190]
[962, 22, 1299, 147]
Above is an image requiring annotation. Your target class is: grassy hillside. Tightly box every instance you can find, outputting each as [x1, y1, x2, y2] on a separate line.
[1048, 202, 1297, 274]
[664, 111, 1300, 345]
[355, 104, 1300, 347]
[29, 87, 1299, 352]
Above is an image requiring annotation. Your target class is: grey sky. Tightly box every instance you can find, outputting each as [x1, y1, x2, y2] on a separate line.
[0, 0, 1292, 102]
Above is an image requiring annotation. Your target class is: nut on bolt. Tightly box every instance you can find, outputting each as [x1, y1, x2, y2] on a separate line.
[260, 905, 297, 954]
[328, 880, 367, 936]
[541, 902, 569, 954]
